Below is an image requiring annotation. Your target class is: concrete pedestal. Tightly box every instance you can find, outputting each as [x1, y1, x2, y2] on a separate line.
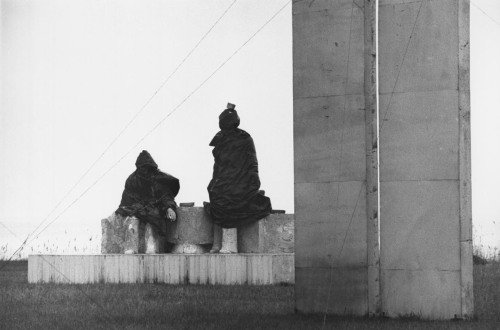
[238, 214, 294, 253]
[101, 213, 164, 254]
[166, 207, 213, 253]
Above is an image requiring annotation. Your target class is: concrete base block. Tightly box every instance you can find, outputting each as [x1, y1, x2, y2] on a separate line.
[166, 207, 213, 245]
[28, 254, 294, 285]
[171, 243, 208, 254]
[238, 214, 294, 253]
[101, 213, 164, 254]
[221, 228, 237, 253]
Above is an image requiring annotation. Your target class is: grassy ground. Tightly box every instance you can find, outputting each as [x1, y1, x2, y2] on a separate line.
[0, 260, 499, 329]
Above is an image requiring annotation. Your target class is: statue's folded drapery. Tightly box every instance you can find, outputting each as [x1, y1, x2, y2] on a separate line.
[116, 150, 179, 235]
[205, 107, 272, 228]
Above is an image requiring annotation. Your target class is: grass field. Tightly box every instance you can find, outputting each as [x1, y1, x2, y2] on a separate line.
[0, 260, 499, 329]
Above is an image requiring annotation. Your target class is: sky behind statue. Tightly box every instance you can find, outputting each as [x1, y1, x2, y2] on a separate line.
[0, 0, 498, 257]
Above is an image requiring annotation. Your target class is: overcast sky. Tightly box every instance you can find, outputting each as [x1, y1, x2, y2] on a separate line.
[1, 0, 499, 257]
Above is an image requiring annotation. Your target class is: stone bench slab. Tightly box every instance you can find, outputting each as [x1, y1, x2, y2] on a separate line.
[28, 254, 294, 285]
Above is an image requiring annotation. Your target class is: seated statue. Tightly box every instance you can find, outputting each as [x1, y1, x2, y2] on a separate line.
[204, 103, 272, 248]
[115, 150, 180, 253]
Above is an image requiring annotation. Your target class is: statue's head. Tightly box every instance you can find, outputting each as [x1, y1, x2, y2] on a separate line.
[219, 103, 240, 130]
[135, 150, 158, 170]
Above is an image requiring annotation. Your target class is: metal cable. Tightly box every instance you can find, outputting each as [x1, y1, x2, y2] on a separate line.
[0, 0, 291, 269]
[0, 0, 238, 266]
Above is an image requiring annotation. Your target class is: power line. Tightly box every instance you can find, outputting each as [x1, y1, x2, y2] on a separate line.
[37, 255, 119, 329]
[0, 0, 238, 266]
[0, 0, 291, 267]
[471, 1, 500, 28]
[0, 221, 22, 241]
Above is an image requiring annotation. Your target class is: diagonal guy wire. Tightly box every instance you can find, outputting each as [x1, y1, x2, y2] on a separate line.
[0, 0, 239, 267]
[0, 221, 23, 241]
[37, 255, 119, 330]
[0, 0, 292, 270]
[471, 0, 500, 28]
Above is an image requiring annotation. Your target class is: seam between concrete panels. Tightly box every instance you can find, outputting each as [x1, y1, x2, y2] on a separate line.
[378, 88, 460, 96]
[379, 179, 460, 183]
[379, 1, 423, 7]
[294, 179, 366, 185]
[295, 266, 370, 270]
[294, 93, 366, 100]
[364, 0, 381, 317]
[381, 268, 461, 272]
[458, 0, 473, 319]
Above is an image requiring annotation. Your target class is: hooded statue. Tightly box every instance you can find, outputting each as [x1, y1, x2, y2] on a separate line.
[116, 150, 180, 235]
[205, 104, 272, 228]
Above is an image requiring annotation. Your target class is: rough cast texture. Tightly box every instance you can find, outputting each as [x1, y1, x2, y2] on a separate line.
[293, 0, 369, 316]
[378, 0, 472, 319]
[238, 214, 294, 253]
[101, 213, 164, 254]
[28, 254, 295, 285]
[166, 207, 213, 245]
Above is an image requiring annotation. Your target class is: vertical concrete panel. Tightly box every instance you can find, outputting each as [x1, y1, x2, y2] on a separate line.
[381, 269, 461, 318]
[380, 181, 460, 271]
[293, 0, 370, 315]
[378, 0, 472, 319]
[295, 267, 367, 315]
[295, 181, 367, 269]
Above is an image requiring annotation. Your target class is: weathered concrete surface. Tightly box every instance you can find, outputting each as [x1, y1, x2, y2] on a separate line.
[101, 213, 155, 254]
[28, 254, 294, 285]
[238, 214, 294, 253]
[293, 0, 472, 319]
[166, 207, 213, 245]
[221, 228, 238, 253]
[293, 0, 369, 316]
[295, 267, 367, 315]
[364, 0, 380, 316]
[293, 0, 365, 98]
[458, 0, 473, 319]
[294, 95, 366, 183]
[380, 269, 461, 319]
[379, 91, 459, 181]
[380, 181, 461, 271]
[165, 206, 213, 253]
[295, 182, 367, 269]
[378, 0, 472, 319]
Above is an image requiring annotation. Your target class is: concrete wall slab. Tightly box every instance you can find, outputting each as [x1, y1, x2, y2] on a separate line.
[295, 181, 366, 268]
[293, 3, 364, 98]
[379, 90, 459, 181]
[293, 0, 360, 14]
[379, 0, 458, 94]
[381, 269, 461, 319]
[293, 0, 471, 319]
[295, 266, 367, 315]
[294, 95, 366, 183]
[380, 180, 460, 271]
